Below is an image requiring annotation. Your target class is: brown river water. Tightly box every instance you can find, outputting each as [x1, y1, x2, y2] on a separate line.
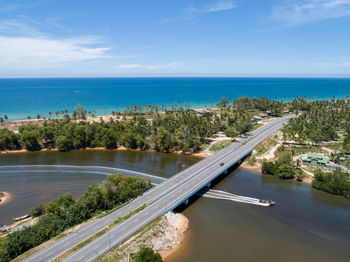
[1, 150, 350, 262]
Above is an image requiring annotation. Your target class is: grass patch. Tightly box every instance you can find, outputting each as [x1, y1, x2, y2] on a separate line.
[209, 140, 232, 151]
[254, 138, 278, 157]
[323, 142, 343, 150]
[249, 123, 263, 132]
[52, 205, 147, 262]
[200, 143, 210, 150]
[281, 145, 322, 155]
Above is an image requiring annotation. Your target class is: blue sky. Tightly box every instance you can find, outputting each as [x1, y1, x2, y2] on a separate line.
[0, 0, 350, 77]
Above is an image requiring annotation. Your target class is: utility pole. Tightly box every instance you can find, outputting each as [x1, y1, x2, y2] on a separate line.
[109, 231, 111, 250]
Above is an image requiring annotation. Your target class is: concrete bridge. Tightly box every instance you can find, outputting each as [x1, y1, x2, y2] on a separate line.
[24, 115, 294, 262]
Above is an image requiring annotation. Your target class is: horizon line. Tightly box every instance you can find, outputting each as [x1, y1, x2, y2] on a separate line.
[1, 74, 350, 79]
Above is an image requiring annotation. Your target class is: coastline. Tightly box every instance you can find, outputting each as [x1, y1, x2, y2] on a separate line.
[0, 145, 207, 159]
[160, 213, 189, 260]
[0, 191, 12, 207]
[0, 147, 155, 155]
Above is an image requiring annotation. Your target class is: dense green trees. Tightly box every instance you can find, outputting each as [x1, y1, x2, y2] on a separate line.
[55, 135, 73, 151]
[343, 131, 350, 154]
[312, 169, 350, 198]
[262, 151, 296, 179]
[18, 125, 42, 151]
[1, 98, 274, 154]
[29, 204, 45, 217]
[131, 246, 163, 262]
[0, 174, 152, 262]
[283, 97, 350, 144]
[0, 129, 20, 151]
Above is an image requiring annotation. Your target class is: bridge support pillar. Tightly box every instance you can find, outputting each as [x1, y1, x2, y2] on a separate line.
[206, 182, 211, 188]
[184, 199, 189, 205]
[224, 169, 228, 174]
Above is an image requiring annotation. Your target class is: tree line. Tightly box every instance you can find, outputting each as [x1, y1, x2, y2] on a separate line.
[282, 97, 350, 145]
[0, 97, 287, 154]
[312, 168, 350, 199]
[0, 174, 151, 262]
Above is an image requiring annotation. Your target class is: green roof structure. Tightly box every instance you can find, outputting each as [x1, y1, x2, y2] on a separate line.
[300, 153, 338, 169]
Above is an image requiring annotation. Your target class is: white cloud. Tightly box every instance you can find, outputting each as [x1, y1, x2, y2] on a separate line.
[128, 46, 154, 51]
[0, 18, 43, 36]
[118, 64, 143, 69]
[186, 1, 236, 13]
[118, 62, 183, 70]
[0, 36, 112, 69]
[315, 61, 350, 66]
[0, 4, 24, 12]
[272, 0, 350, 26]
[158, 1, 236, 24]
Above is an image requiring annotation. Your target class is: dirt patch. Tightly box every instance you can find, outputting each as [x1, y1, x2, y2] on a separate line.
[98, 212, 190, 262]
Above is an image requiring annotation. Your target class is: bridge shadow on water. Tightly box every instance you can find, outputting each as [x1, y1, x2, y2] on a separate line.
[172, 153, 251, 213]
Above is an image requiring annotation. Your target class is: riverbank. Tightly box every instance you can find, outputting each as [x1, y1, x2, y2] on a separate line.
[0, 192, 12, 207]
[97, 212, 189, 262]
[240, 130, 316, 184]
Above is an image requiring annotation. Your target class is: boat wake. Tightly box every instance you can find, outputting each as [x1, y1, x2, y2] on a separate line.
[0, 165, 273, 206]
[199, 189, 275, 206]
[0, 165, 166, 184]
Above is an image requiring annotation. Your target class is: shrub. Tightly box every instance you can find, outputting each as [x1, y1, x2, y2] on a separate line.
[131, 246, 163, 262]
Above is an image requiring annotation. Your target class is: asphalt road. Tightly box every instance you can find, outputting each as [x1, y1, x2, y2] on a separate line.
[62, 115, 294, 262]
[23, 115, 294, 262]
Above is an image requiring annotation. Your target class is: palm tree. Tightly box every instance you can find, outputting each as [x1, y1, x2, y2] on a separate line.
[4, 115, 8, 121]
[37, 114, 41, 120]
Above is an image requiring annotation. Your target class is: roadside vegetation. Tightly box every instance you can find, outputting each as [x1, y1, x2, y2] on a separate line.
[209, 140, 233, 151]
[0, 174, 151, 262]
[131, 246, 163, 262]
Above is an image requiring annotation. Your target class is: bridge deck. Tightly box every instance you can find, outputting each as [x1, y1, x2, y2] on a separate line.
[23, 115, 294, 262]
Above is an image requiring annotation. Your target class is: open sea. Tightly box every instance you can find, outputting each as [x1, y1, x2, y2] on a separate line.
[0, 77, 349, 121]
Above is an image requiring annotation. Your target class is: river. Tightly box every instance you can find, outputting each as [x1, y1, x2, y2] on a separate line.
[1, 151, 350, 262]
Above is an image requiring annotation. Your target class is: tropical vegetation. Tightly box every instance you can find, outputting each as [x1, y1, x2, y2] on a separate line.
[312, 168, 350, 199]
[0, 174, 151, 262]
[0, 97, 282, 154]
[131, 246, 163, 262]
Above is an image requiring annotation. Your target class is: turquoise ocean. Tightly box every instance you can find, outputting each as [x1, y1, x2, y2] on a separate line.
[0, 77, 349, 121]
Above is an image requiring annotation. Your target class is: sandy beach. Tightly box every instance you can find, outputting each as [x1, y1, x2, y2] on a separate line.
[160, 213, 189, 260]
[0, 191, 12, 207]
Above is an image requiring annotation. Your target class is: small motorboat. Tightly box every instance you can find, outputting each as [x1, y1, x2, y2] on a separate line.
[259, 200, 276, 206]
[13, 214, 30, 221]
